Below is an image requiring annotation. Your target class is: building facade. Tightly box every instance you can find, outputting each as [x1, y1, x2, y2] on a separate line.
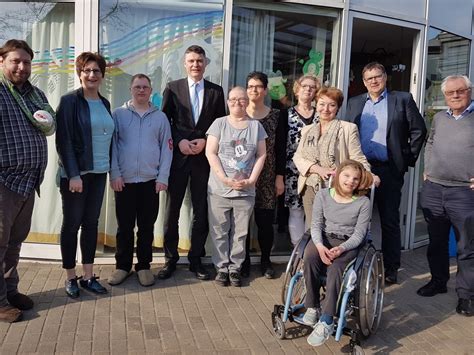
[3, 0, 472, 262]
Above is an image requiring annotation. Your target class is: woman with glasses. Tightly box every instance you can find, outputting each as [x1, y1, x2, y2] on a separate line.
[56, 52, 114, 298]
[285, 75, 321, 246]
[241, 72, 286, 279]
[205, 86, 267, 287]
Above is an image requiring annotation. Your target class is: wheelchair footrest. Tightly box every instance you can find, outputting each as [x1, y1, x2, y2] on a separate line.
[342, 327, 361, 346]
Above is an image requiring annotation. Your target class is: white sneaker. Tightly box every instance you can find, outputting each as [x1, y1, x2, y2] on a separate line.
[302, 307, 319, 326]
[307, 320, 334, 347]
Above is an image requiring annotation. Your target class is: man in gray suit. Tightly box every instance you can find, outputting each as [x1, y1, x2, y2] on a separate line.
[345, 62, 427, 284]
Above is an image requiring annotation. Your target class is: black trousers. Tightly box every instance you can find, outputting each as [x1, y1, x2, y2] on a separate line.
[163, 163, 209, 265]
[59, 173, 106, 269]
[114, 180, 159, 272]
[420, 180, 474, 299]
[371, 164, 404, 274]
[243, 208, 275, 268]
[303, 238, 358, 316]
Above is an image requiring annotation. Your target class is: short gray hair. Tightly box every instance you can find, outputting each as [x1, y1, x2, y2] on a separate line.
[441, 75, 472, 94]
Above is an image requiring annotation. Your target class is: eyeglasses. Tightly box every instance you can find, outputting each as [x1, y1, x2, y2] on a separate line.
[363, 74, 384, 82]
[228, 98, 248, 104]
[247, 84, 265, 90]
[132, 85, 151, 91]
[301, 84, 317, 90]
[82, 69, 102, 76]
[444, 88, 471, 97]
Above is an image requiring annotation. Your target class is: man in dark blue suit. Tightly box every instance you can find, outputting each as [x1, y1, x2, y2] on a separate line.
[345, 62, 427, 284]
[158, 45, 226, 280]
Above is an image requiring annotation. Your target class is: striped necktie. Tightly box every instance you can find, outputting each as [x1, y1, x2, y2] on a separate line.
[192, 82, 200, 123]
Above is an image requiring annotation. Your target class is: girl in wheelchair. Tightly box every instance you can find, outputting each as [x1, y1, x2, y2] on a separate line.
[302, 159, 373, 347]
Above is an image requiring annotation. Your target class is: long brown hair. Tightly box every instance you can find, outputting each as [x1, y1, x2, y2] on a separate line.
[332, 160, 373, 197]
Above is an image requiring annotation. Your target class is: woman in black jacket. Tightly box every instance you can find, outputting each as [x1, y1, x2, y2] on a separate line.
[56, 52, 114, 298]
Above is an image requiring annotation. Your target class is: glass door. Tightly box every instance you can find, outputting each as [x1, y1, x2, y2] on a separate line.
[228, 1, 342, 256]
[342, 12, 425, 251]
[411, 28, 470, 247]
[0, 1, 77, 259]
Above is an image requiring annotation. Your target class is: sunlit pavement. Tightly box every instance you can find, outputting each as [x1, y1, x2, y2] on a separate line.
[2, 247, 472, 354]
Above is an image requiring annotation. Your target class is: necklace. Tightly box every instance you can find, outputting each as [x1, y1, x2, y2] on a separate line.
[88, 98, 109, 135]
[296, 105, 314, 118]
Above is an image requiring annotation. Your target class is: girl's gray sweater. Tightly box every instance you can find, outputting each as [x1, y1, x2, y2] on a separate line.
[311, 188, 371, 251]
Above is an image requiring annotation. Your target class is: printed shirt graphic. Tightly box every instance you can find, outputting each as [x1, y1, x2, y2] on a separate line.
[207, 116, 267, 197]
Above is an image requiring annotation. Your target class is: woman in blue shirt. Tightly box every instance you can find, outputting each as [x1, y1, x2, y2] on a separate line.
[56, 52, 114, 298]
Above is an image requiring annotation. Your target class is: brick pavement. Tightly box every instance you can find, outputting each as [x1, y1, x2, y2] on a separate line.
[1, 247, 473, 354]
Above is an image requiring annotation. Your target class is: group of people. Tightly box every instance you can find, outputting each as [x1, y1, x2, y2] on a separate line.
[0, 38, 472, 334]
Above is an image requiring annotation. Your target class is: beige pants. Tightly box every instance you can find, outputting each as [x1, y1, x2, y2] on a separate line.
[302, 185, 317, 230]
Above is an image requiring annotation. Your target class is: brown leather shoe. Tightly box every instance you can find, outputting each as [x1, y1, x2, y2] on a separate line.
[7, 293, 34, 310]
[0, 305, 23, 323]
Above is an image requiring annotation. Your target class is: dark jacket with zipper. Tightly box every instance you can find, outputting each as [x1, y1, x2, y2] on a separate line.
[55, 88, 112, 178]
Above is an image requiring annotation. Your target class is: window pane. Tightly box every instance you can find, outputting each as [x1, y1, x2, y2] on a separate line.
[0, 2, 75, 245]
[229, 2, 340, 255]
[230, 2, 339, 105]
[99, 0, 225, 252]
[414, 29, 470, 243]
[0, 2, 75, 108]
[99, 0, 225, 109]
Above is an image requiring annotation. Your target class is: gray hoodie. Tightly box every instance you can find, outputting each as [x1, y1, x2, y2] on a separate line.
[110, 101, 172, 185]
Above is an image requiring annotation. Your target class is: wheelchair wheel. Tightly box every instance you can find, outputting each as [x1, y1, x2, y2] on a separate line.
[355, 245, 384, 337]
[272, 315, 286, 339]
[281, 233, 309, 305]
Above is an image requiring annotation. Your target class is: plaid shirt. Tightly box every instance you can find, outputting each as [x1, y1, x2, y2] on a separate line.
[0, 80, 48, 197]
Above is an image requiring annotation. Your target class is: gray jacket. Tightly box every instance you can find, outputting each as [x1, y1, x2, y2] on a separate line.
[111, 101, 172, 185]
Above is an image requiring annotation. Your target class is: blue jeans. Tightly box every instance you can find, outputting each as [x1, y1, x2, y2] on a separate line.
[59, 173, 106, 269]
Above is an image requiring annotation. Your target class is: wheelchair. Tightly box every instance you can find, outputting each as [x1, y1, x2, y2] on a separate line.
[272, 230, 384, 354]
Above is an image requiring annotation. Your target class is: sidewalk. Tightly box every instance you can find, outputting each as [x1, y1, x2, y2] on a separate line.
[1, 247, 472, 354]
